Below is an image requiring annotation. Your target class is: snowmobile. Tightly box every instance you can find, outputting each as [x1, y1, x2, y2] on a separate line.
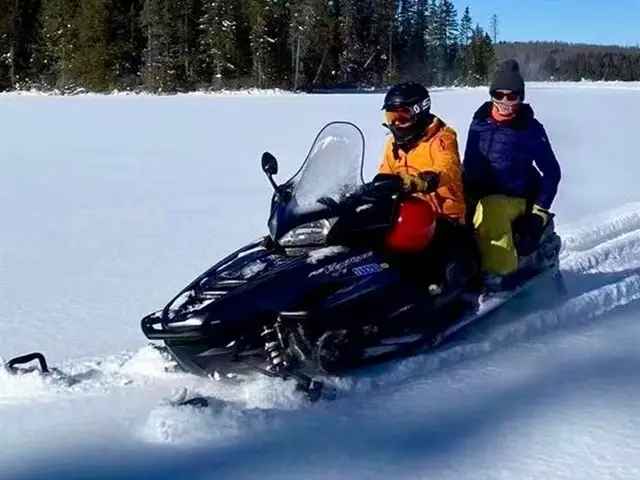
[140, 122, 563, 399]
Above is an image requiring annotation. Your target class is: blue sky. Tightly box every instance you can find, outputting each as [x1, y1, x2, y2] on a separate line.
[452, 0, 640, 46]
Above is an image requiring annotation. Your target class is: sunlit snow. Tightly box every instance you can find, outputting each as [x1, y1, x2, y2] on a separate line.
[2, 84, 640, 479]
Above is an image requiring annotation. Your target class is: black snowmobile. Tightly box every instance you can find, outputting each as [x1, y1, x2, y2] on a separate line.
[140, 122, 563, 398]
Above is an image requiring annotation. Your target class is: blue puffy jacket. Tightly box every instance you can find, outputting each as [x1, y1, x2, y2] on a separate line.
[463, 102, 561, 210]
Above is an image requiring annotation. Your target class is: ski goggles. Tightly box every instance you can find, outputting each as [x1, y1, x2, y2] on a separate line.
[384, 107, 414, 126]
[491, 91, 521, 102]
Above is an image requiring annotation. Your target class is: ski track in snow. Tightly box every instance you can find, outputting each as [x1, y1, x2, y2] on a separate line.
[4, 203, 640, 447]
[559, 202, 640, 256]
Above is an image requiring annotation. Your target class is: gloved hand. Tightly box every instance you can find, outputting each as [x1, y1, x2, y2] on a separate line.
[512, 204, 551, 256]
[398, 171, 440, 194]
[531, 204, 551, 225]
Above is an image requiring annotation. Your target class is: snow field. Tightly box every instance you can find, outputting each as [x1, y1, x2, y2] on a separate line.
[3, 200, 640, 453]
[2, 84, 640, 479]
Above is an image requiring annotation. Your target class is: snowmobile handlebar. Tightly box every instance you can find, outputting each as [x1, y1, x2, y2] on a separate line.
[316, 175, 403, 217]
[362, 174, 404, 198]
[311, 175, 405, 226]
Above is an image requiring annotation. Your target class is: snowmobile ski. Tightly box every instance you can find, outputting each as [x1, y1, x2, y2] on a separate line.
[5, 352, 50, 375]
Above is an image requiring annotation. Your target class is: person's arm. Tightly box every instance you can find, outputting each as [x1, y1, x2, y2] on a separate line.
[378, 138, 394, 175]
[396, 128, 462, 194]
[462, 125, 484, 197]
[379, 138, 434, 193]
[428, 128, 461, 189]
[531, 121, 561, 210]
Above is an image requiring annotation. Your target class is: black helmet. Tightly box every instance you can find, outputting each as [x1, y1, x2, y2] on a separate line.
[382, 82, 432, 148]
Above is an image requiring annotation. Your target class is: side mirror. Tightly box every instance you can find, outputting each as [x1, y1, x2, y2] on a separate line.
[261, 152, 279, 176]
[261, 151, 281, 194]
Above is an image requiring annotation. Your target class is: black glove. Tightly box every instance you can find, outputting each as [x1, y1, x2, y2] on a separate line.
[512, 209, 546, 256]
[417, 171, 440, 193]
[399, 171, 440, 194]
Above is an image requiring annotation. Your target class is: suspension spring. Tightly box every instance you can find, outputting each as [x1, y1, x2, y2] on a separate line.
[261, 322, 287, 373]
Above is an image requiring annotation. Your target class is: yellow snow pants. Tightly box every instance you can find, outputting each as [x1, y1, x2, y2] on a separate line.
[472, 195, 527, 275]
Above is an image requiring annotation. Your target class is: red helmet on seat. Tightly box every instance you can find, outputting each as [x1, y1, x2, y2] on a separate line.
[385, 197, 437, 253]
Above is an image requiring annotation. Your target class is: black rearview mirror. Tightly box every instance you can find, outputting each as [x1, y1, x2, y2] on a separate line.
[261, 152, 279, 176]
[261, 151, 281, 194]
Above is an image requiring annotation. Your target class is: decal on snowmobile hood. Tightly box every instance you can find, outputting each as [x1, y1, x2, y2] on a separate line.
[352, 263, 389, 276]
[308, 252, 374, 278]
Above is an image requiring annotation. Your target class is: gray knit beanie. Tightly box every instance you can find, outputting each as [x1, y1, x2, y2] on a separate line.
[490, 59, 525, 99]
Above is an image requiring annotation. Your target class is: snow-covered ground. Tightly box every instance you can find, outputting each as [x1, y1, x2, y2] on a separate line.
[2, 84, 640, 479]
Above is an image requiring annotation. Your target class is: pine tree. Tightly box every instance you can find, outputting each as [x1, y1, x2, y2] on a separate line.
[0, 1, 16, 89]
[173, 0, 200, 86]
[295, 0, 341, 88]
[429, 0, 458, 84]
[38, 0, 80, 89]
[394, 0, 412, 78]
[337, 0, 362, 84]
[440, 0, 458, 47]
[199, 0, 241, 88]
[458, 7, 472, 46]
[338, 0, 396, 86]
[371, 0, 398, 84]
[398, 0, 426, 82]
[289, 0, 315, 89]
[490, 13, 498, 44]
[0, 0, 43, 89]
[289, 0, 344, 90]
[110, 0, 145, 89]
[72, 0, 113, 91]
[456, 6, 473, 83]
[468, 24, 495, 85]
[142, 0, 199, 92]
[141, 0, 172, 90]
[247, 0, 290, 88]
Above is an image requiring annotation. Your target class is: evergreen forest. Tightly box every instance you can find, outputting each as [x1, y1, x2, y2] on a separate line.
[0, 0, 637, 93]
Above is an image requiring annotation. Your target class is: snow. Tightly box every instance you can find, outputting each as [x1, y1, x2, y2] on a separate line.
[2, 83, 640, 479]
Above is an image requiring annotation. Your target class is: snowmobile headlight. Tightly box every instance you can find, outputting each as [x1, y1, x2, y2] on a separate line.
[166, 316, 204, 328]
[280, 218, 337, 247]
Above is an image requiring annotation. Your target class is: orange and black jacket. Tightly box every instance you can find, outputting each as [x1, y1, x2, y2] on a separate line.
[379, 116, 466, 223]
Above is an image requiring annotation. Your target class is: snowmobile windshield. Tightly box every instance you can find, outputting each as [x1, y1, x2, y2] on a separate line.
[268, 122, 366, 244]
[288, 122, 365, 216]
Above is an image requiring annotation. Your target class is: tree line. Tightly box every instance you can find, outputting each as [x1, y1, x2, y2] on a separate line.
[496, 42, 640, 82]
[3, 2, 637, 94]
[0, 0, 497, 92]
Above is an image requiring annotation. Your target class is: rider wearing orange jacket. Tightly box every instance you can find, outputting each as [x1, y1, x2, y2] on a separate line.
[379, 83, 466, 224]
[379, 82, 475, 291]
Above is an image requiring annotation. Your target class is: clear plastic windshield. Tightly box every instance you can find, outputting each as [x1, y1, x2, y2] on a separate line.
[288, 122, 365, 215]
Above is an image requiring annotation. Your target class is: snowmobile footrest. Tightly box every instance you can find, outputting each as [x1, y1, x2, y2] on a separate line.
[5, 352, 50, 375]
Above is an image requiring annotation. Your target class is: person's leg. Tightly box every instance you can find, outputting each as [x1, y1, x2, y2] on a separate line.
[426, 219, 478, 290]
[473, 195, 527, 276]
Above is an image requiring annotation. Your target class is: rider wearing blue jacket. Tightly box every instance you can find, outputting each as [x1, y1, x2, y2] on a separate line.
[464, 60, 561, 283]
